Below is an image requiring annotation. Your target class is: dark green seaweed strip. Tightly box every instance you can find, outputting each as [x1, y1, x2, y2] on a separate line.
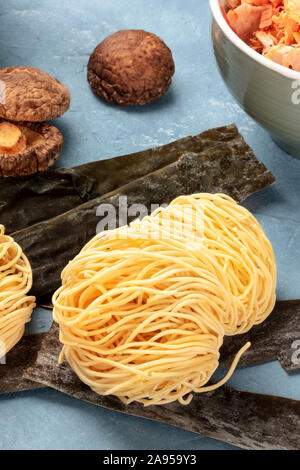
[24, 323, 300, 450]
[220, 299, 300, 372]
[0, 124, 241, 234]
[32, 299, 300, 373]
[13, 142, 275, 298]
[2, 300, 298, 396]
[37, 293, 53, 310]
[0, 333, 45, 394]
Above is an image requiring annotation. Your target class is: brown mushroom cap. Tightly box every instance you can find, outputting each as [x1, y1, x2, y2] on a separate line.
[87, 30, 175, 106]
[0, 67, 71, 122]
[0, 120, 63, 177]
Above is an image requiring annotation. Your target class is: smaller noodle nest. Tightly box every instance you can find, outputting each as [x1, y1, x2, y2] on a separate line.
[0, 225, 35, 356]
[53, 194, 276, 406]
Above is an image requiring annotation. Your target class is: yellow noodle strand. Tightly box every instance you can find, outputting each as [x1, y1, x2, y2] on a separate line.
[0, 225, 36, 357]
[53, 194, 276, 406]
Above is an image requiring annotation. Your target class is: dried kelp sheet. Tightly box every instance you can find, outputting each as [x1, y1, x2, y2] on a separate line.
[0, 333, 44, 394]
[36, 299, 300, 373]
[24, 323, 300, 450]
[3, 300, 299, 395]
[13, 141, 275, 299]
[221, 299, 300, 372]
[0, 124, 245, 234]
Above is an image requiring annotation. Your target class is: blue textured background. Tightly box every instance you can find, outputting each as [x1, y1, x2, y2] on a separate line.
[0, 0, 299, 450]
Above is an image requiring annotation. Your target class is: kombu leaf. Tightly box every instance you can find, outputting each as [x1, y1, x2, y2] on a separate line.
[2, 299, 299, 415]
[0, 300, 300, 450]
[1, 125, 297, 449]
[13, 139, 275, 299]
[24, 323, 300, 450]
[0, 333, 44, 394]
[36, 299, 300, 373]
[0, 124, 244, 234]
[220, 299, 300, 371]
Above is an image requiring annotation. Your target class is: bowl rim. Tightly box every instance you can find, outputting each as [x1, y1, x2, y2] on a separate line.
[209, 0, 300, 81]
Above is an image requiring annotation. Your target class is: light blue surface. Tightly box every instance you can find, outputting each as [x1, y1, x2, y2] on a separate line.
[0, 0, 299, 451]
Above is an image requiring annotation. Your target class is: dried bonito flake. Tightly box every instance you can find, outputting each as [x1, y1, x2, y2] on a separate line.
[224, 0, 300, 71]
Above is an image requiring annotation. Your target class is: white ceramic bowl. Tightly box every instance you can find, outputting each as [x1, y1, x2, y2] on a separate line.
[210, 0, 300, 158]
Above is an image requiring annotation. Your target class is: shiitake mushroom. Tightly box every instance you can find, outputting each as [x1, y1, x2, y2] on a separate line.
[87, 30, 175, 106]
[0, 67, 70, 177]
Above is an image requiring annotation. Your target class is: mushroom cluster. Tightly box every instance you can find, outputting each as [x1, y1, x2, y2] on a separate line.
[0, 67, 71, 177]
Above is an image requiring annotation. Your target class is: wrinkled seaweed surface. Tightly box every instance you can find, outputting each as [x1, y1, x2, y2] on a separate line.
[1, 300, 299, 449]
[221, 300, 300, 371]
[0, 333, 44, 394]
[23, 299, 300, 373]
[12, 130, 275, 298]
[1, 124, 243, 234]
[2, 299, 298, 398]
[24, 323, 300, 450]
[3, 125, 292, 450]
